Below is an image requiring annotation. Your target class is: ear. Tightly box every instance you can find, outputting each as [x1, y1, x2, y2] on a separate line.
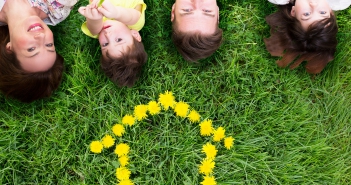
[6, 42, 12, 53]
[131, 30, 141, 42]
[291, 6, 296, 17]
[171, 4, 175, 22]
[217, 6, 219, 24]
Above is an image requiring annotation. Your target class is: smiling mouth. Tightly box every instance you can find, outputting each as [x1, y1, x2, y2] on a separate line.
[28, 24, 43, 32]
[103, 25, 111, 30]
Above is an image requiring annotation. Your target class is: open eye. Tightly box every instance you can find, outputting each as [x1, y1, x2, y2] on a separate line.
[320, 11, 327, 15]
[203, 9, 212, 13]
[102, 43, 109, 47]
[116, 38, 123, 42]
[46, 43, 54, 47]
[303, 12, 311, 16]
[27, 47, 35, 52]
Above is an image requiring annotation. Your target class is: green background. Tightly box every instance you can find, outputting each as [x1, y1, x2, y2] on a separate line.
[1, 0, 350, 184]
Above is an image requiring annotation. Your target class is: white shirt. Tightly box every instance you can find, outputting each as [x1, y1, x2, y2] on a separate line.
[268, 0, 351, 10]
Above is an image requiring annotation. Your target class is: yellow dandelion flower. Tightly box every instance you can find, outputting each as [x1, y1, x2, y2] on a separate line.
[188, 110, 201, 123]
[116, 167, 131, 180]
[200, 119, 214, 136]
[174, 101, 189, 117]
[147, 101, 161, 115]
[122, 114, 135, 126]
[118, 179, 134, 185]
[200, 175, 217, 185]
[199, 158, 215, 175]
[224, 136, 235, 150]
[158, 91, 176, 110]
[119, 155, 129, 167]
[112, 124, 125, 137]
[101, 134, 115, 148]
[115, 143, 130, 157]
[213, 127, 225, 142]
[134, 104, 148, 121]
[202, 143, 217, 159]
[90, 141, 103, 153]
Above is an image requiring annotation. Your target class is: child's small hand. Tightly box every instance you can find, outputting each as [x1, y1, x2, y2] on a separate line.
[78, 4, 103, 21]
[97, 0, 119, 20]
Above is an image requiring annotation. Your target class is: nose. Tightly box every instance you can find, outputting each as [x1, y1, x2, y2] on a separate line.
[104, 30, 111, 36]
[309, 1, 317, 7]
[34, 32, 44, 39]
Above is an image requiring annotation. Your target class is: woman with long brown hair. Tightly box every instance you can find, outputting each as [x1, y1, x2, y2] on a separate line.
[0, 0, 77, 103]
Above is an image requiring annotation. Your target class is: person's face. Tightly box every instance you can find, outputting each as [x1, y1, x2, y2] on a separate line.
[171, 0, 219, 34]
[291, 0, 332, 30]
[8, 16, 56, 72]
[98, 20, 141, 59]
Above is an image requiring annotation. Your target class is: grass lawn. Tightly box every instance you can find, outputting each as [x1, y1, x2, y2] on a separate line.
[1, 0, 351, 184]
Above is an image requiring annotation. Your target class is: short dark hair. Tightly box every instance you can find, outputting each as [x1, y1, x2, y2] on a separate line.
[172, 20, 223, 62]
[100, 38, 147, 87]
[264, 4, 338, 74]
[0, 26, 64, 103]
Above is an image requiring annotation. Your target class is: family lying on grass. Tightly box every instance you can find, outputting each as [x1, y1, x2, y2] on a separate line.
[0, 0, 350, 103]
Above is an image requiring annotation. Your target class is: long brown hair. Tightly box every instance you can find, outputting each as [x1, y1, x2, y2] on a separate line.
[264, 3, 338, 74]
[0, 26, 64, 103]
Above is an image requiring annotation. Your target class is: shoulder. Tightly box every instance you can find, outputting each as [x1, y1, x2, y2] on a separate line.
[267, 0, 290, 5]
[327, 0, 351, 11]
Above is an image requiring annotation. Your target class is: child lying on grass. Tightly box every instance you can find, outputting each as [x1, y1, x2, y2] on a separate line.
[265, 0, 350, 74]
[78, 0, 147, 87]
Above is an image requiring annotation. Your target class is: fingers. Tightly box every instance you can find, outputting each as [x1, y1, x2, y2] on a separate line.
[78, 7, 86, 16]
[90, 0, 100, 7]
[97, 6, 108, 16]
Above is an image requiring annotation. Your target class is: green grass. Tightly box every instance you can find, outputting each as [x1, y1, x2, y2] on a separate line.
[1, 0, 351, 184]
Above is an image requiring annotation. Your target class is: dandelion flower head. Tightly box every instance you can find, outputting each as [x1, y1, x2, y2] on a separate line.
[199, 158, 215, 175]
[147, 101, 161, 115]
[202, 143, 218, 159]
[101, 134, 115, 148]
[188, 110, 201, 123]
[201, 175, 217, 185]
[213, 127, 225, 142]
[115, 143, 130, 157]
[200, 119, 214, 136]
[158, 91, 175, 110]
[90, 140, 103, 154]
[118, 179, 134, 185]
[116, 167, 131, 180]
[224, 136, 235, 150]
[122, 114, 135, 126]
[119, 155, 129, 167]
[134, 104, 148, 121]
[174, 101, 189, 117]
[112, 124, 125, 137]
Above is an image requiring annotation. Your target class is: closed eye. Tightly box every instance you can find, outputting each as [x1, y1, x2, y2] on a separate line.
[182, 9, 192, 12]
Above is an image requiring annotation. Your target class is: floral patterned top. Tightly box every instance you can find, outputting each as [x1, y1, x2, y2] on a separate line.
[0, 0, 78, 26]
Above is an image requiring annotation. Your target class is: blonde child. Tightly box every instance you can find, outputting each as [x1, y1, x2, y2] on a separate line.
[78, 0, 147, 87]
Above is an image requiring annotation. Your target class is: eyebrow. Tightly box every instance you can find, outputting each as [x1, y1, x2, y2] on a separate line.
[179, 12, 215, 18]
[28, 50, 55, 58]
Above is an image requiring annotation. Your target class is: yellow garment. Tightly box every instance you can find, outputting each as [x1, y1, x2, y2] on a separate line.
[81, 0, 146, 38]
